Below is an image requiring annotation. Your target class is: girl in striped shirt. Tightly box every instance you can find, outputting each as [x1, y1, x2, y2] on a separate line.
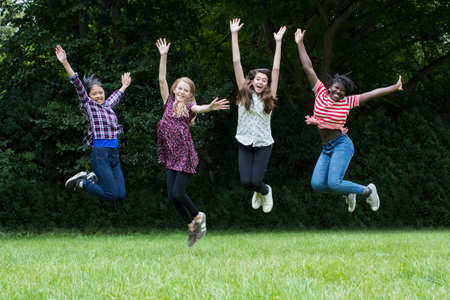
[295, 28, 402, 213]
[55, 45, 131, 202]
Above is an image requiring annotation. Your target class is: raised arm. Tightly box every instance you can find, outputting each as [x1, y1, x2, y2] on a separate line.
[230, 18, 246, 90]
[156, 38, 170, 104]
[271, 26, 286, 98]
[55, 45, 75, 78]
[191, 97, 230, 114]
[295, 29, 319, 89]
[359, 76, 403, 104]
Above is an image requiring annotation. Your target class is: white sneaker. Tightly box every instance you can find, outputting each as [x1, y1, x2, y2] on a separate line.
[343, 193, 356, 213]
[86, 172, 97, 184]
[251, 192, 263, 209]
[366, 183, 380, 211]
[65, 171, 87, 188]
[262, 185, 273, 213]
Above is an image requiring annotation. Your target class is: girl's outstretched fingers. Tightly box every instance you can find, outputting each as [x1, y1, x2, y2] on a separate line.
[210, 97, 230, 111]
[396, 75, 403, 91]
[55, 44, 67, 62]
[230, 18, 244, 32]
[122, 72, 131, 88]
[273, 26, 287, 41]
[156, 38, 170, 55]
[295, 28, 306, 44]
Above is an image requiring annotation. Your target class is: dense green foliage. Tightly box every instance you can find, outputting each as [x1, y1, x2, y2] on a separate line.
[0, 0, 449, 229]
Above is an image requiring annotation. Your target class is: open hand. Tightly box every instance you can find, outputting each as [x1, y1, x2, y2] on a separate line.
[295, 28, 306, 44]
[156, 38, 170, 55]
[55, 45, 67, 63]
[121, 72, 131, 89]
[395, 75, 403, 91]
[274, 26, 287, 41]
[230, 18, 244, 33]
[209, 97, 230, 111]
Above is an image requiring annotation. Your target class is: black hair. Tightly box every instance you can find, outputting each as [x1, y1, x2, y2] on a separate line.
[82, 74, 103, 94]
[326, 74, 357, 96]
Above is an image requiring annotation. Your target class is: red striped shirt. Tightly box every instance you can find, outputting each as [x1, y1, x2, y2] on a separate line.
[305, 80, 359, 133]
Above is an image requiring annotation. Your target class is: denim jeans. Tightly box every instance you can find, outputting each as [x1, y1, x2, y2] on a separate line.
[84, 147, 126, 201]
[311, 135, 366, 195]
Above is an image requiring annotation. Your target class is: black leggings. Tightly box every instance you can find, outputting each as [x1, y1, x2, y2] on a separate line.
[238, 142, 272, 195]
[167, 169, 199, 224]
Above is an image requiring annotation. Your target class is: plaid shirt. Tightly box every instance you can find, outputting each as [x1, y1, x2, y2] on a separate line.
[70, 73, 124, 147]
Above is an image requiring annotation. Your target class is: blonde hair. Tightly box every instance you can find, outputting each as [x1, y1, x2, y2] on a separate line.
[170, 77, 197, 119]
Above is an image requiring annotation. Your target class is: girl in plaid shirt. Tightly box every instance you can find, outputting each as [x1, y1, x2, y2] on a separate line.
[295, 28, 402, 213]
[55, 45, 131, 201]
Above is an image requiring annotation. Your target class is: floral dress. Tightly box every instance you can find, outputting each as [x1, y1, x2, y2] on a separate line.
[157, 95, 198, 174]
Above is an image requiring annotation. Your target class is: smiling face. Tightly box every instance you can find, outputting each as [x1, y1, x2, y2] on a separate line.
[174, 80, 193, 103]
[89, 85, 105, 105]
[251, 72, 269, 94]
[328, 82, 346, 101]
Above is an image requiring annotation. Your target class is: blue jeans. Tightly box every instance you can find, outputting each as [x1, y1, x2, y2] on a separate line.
[84, 147, 126, 201]
[311, 135, 366, 195]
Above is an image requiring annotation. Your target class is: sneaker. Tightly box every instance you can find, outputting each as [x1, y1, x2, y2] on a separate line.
[86, 172, 97, 184]
[76, 179, 84, 189]
[262, 185, 273, 213]
[187, 230, 197, 248]
[343, 193, 356, 213]
[366, 183, 380, 211]
[194, 212, 207, 240]
[65, 171, 87, 188]
[251, 192, 263, 209]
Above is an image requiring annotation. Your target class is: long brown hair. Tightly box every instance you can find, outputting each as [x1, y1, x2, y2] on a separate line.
[170, 77, 197, 125]
[236, 69, 276, 114]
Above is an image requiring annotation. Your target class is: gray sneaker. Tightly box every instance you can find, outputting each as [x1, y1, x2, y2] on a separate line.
[194, 212, 207, 240]
[65, 171, 87, 188]
[366, 183, 380, 211]
[187, 230, 197, 248]
[343, 193, 356, 213]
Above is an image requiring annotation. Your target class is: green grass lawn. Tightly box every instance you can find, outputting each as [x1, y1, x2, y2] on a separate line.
[0, 230, 448, 299]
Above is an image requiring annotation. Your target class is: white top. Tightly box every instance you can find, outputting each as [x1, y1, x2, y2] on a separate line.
[235, 93, 274, 147]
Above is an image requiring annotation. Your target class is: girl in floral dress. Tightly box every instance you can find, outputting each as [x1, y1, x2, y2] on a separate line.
[156, 38, 229, 247]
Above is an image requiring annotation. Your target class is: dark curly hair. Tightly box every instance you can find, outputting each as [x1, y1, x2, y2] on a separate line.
[326, 74, 357, 96]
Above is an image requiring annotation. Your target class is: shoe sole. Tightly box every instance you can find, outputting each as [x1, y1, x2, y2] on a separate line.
[251, 192, 262, 209]
[196, 213, 207, 240]
[368, 184, 380, 211]
[344, 194, 356, 213]
[262, 186, 273, 213]
[65, 171, 87, 187]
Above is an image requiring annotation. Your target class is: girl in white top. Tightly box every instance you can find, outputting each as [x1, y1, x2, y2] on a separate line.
[230, 18, 286, 213]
